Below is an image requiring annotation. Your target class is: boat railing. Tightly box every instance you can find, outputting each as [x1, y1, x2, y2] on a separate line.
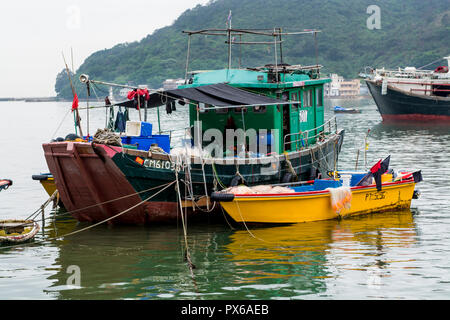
[283, 116, 337, 152]
[374, 68, 435, 79]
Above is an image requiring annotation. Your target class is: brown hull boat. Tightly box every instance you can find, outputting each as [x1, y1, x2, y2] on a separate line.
[43, 142, 182, 225]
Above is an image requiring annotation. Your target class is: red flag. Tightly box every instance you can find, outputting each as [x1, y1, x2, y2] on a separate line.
[370, 159, 381, 174]
[72, 93, 79, 111]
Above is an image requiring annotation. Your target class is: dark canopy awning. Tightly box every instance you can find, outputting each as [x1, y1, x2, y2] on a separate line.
[115, 83, 285, 109]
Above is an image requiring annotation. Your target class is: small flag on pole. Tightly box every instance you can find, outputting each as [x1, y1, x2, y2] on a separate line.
[226, 10, 232, 29]
[71, 93, 79, 111]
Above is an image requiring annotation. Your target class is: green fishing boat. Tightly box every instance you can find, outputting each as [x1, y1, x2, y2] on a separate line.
[43, 27, 344, 224]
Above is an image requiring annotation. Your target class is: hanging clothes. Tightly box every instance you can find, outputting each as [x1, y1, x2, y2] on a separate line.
[165, 98, 176, 114]
[107, 106, 115, 130]
[114, 107, 127, 133]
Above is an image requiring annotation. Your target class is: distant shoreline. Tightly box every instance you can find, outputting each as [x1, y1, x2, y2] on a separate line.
[0, 97, 81, 103]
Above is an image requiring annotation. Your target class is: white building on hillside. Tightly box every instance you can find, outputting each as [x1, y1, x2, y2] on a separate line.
[325, 74, 361, 97]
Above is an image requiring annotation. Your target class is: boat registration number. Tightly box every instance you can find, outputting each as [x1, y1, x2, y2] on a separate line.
[144, 159, 178, 171]
[365, 191, 386, 201]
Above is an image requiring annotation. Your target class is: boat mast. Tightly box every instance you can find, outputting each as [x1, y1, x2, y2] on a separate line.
[227, 11, 232, 71]
[184, 34, 191, 83]
[62, 53, 83, 137]
[278, 27, 283, 65]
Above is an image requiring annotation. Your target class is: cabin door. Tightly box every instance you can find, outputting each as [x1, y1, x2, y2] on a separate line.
[281, 92, 291, 151]
[289, 91, 300, 151]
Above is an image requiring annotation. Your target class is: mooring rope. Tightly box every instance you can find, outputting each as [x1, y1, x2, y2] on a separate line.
[11, 181, 176, 231]
[174, 166, 198, 292]
[0, 181, 176, 251]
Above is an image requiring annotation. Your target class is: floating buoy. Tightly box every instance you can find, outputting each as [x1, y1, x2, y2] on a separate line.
[0, 179, 12, 192]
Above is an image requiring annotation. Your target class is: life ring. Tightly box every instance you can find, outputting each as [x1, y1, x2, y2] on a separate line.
[434, 66, 449, 73]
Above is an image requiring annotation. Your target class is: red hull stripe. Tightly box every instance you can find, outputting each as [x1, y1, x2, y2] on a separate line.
[382, 114, 450, 122]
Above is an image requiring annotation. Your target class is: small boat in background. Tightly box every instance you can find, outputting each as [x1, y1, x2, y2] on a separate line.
[0, 220, 39, 244]
[364, 56, 450, 122]
[32, 173, 64, 208]
[32, 173, 57, 198]
[212, 166, 422, 224]
[334, 106, 361, 113]
[0, 179, 12, 192]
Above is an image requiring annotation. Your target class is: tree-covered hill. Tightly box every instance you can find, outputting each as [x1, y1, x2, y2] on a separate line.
[55, 0, 450, 99]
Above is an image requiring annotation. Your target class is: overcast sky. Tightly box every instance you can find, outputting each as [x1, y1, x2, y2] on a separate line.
[0, 0, 210, 98]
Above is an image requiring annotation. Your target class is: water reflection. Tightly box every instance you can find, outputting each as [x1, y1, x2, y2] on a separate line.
[37, 209, 417, 299]
[224, 210, 417, 297]
[1, 100, 448, 299]
[370, 122, 450, 139]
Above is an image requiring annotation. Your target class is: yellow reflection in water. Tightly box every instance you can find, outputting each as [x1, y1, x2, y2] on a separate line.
[226, 210, 416, 263]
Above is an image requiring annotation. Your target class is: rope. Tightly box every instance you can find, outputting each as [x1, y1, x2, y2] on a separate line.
[0, 181, 176, 251]
[233, 200, 267, 242]
[19, 181, 176, 227]
[92, 128, 122, 147]
[283, 152, 297, 178]
[174, 166, 198, 291]
[212, 161, 226, 189]
[50, 108, 71, 140]
[417, 58, 444, 70]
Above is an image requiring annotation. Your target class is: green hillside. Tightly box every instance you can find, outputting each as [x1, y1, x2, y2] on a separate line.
[55, 0, 450, 99]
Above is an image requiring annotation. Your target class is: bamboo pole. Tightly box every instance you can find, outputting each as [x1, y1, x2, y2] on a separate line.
[62, 52, 83, 137]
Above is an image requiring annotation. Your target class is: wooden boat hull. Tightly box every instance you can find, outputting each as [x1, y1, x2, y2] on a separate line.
[219, 180, 416, 224]
[0, 220, 40, 243]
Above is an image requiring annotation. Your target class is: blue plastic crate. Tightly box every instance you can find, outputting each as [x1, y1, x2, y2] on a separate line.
[140, 122, 152, 136]
[128, 136, 156, 151]
[151, 135, 170, 153]
[313, 179, 342, 191]
[350, 173, 367, 186]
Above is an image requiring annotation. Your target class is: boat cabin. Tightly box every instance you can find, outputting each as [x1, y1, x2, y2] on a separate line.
[177, 28, 331, 156]
[180, 67, 329, 155]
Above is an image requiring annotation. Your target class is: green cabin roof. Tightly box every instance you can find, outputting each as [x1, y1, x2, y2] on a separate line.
[179, 68, 330, 89]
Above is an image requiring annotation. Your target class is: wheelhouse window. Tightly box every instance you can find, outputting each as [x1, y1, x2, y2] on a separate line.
[316, 88, 323, 107]
[253, 105, 266, 113]
[216, 106, 228, 114]
[234, 107, 248, 113]
[291, 92, 300, 110]
[303, 90, 312, 107]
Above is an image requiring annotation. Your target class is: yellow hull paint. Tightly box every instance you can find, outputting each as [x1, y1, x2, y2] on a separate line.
[40, 178, 57, 197]
[225, 210, 416, 264]
[221, 182, 416, 224]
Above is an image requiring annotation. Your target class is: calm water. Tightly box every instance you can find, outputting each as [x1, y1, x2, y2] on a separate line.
[0, 97, 449, 300]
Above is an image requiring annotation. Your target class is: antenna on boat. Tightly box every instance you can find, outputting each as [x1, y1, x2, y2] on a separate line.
[227, 10, 232, 71]
[78, 73, 91, 137]
[71, 47, 75, 74]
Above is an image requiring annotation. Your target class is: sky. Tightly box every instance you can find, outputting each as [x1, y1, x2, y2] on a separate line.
[0, 0, 211, 98]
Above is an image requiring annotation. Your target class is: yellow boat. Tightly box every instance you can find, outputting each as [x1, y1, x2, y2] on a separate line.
[32, 173, 64, 208]
[32, 173, 57, 198]
[212, 171, 422, 224]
